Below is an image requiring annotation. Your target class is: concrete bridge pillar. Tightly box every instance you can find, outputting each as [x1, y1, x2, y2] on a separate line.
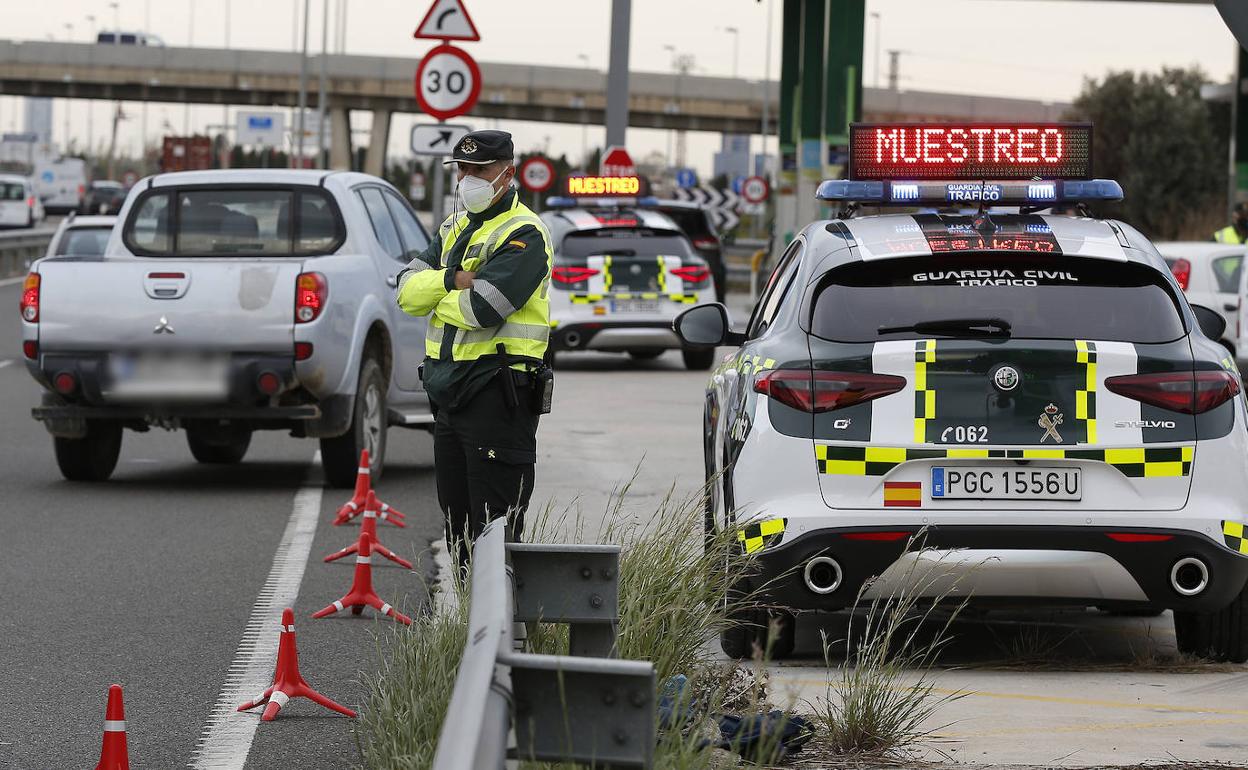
[329, 107, 352, 171]
[364, 109, 392, 177]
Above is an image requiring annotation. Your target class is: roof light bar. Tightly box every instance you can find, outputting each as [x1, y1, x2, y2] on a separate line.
[815, 178, 1123, 205]
[545, 196, 642, 209]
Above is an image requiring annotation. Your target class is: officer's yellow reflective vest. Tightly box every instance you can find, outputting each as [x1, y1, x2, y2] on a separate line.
[1214, 226, 1245, 244]
[397, 197, 552, 367]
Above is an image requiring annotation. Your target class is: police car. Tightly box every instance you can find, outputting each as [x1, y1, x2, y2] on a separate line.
[541, 190, 718, 369]
[677, 122, 1248, 662]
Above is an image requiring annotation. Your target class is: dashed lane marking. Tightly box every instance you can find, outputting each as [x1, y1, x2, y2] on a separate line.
[190, 453, 324, 769]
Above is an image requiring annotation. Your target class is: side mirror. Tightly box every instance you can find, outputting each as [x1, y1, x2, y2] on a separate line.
[673, 303, 744, 347]
[1191, 304, 1227, 340]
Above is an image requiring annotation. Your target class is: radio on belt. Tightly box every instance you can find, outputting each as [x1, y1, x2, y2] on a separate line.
[816, 122, 1122, 206]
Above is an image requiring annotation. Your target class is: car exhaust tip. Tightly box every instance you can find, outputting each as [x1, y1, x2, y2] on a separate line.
[1170, 557, 1209, 596]
[563, 331, 582, 349]
[804, 555, 843, 595]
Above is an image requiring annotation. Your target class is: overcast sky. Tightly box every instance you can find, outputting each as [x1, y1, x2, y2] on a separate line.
[0, 0, 1237, 174]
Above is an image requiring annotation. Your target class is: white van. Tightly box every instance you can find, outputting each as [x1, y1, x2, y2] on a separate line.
[33, 158, 88, 215]
[1155, 242, 1242, 359]
[0, 175, 44, 228]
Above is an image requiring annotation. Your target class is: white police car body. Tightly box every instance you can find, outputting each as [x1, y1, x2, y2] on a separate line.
[541, 198, 718, 369]
[678, 122, 1248, 662]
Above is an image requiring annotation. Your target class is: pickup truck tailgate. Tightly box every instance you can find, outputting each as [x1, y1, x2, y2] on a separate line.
[37, 259, 302, 352]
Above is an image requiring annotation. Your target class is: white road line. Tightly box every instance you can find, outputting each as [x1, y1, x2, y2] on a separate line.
[190, 453, 324, 769]
[0, 360, 13, 369]
[0, 274, 29, 288]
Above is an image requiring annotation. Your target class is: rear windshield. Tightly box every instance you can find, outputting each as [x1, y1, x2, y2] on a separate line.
[0, 182, 25, 200]
[560, 229, 694, 259]
[811, 255, 1186, 344]
[123, 187, 342, 256]
[56, 226, 112, 256]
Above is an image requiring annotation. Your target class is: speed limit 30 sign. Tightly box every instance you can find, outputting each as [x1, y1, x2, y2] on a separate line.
[415, 43, 481, 121]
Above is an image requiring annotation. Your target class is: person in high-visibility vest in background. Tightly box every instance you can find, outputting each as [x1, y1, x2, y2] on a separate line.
[1214, 202, 1248, 244]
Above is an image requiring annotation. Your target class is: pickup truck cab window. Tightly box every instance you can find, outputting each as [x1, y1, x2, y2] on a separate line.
[357, 187, 404, 260]
[382, 189, 430, 258]
[122, 185, 344, 257]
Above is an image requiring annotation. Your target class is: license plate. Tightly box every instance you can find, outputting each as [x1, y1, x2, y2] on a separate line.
[931, 466, 1082, 501]
[610, 299, 661, 313]
[106, 353, 229, 401]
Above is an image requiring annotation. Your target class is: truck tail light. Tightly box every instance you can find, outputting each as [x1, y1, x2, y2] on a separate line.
[552, 266, 600, 284]
[754, 370, 907, 413]
[295, 272, 326, 323]
[26, 195, 35, 209]
[20, 273, 40, 323]
[1168, 258, 1191, 291]
[1105, 370, 1240, 415]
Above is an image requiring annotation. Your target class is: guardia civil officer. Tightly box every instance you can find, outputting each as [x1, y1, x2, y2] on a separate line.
[1214, 202, 1248, 244]
[395, 129, 553, 569]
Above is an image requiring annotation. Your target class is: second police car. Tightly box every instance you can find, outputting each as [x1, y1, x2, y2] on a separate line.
[541, 185, 718, 370]
[678, 122, 1248, 662]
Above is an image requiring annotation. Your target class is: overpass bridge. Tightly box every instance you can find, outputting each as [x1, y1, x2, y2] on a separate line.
[0, 39, 1068, 173]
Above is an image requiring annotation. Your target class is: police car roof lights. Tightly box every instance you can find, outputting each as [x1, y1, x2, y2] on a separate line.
[816, 121, 1122, 206]
[545, 195, 660, 209]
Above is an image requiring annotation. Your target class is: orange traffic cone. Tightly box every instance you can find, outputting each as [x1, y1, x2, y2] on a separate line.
[237, 608, 356, 721]
[324, 492, 413, 569]
[94, 684, 129, 770]
[312, 532, 412, 624]
[332, 450, 406, 527]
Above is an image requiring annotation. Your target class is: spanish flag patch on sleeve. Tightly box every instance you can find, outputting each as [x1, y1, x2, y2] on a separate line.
[883, 481, 922, 508]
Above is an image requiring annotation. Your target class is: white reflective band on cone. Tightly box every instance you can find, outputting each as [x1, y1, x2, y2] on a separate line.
[103, 720, 126, 732]
[332, 600, 344, 611]
[281, 625, 295, 633]
[356, 555, 371, 564]
[270, 691, 290, 707]
[364, 510, 377, 518]
[358, 466, 369, 474]
[345, 500, 358, 511]
[379, 603, 391, 615]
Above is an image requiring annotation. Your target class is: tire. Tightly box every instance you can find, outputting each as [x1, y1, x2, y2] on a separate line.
[628, 349, 664, 361]
[320, 356, 387, 489]
[54, 421, 123, 482]
[682, 347, 716, 371]
[1174, 585, 1248, 663]
[186, 426, 251, 464]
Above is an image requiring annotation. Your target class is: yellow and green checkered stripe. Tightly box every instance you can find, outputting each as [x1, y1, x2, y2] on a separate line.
[914, 339, 936, 443]
[815, 444, 1194, 479]
[737, 518, 786, 554]
[1223, 520, 1248, 555]
[1076, 340, 1097, 443]
[569, 291, 699, 304]
[737, 354, 776, 376]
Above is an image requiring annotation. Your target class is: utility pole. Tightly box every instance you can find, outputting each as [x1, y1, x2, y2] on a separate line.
[871, 12, 881, 89]
[577, 53, 591, 168]
[184, 0, 195, 138]
[670, 52, 695, 168]
[296, 0, 311, 167]
[63, 23, 73, 155]
[760, 0, 772, 177]
[317, 0, 329, 169]
[605, 0, 631, 149]
[724, 26, 739, 79]
[86, 15, 96, 160]
[887, 49, 900, 92]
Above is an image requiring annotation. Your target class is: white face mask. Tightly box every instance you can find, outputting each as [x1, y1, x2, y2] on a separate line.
[457, 167, 507, 214]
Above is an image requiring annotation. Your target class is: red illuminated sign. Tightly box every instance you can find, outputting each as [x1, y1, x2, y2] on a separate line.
[566, 176, 643, 196]
[849, 123, 1093, 180]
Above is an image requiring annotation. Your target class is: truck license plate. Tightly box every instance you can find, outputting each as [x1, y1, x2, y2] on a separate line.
[930, 466, 1081, 501]
[107, 353, 229, 401]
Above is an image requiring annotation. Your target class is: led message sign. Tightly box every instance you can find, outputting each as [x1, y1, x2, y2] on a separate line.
[849, 123, 1093, 180]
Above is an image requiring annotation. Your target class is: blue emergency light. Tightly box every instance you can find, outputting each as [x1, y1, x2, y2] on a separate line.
[545, 195, 661, 209]
[815, 178, 1123, 206]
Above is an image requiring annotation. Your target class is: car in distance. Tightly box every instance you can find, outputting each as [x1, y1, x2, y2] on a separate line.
[642, 199, 727, 302]
[1155, 242, 1241, 358]
[541, 198, 718, 370]
[45, 215, 117, 258]
[81, 181, 127, 215]
[23, 169, 436, 486]
[0, 174, 45, 228]
[681, 121, 1248, 663]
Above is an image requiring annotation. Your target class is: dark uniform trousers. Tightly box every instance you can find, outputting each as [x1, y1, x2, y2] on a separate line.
[433, 372, 539, 569]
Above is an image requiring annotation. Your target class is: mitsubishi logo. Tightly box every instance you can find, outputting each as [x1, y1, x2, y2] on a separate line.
[153, 316, 175, 335]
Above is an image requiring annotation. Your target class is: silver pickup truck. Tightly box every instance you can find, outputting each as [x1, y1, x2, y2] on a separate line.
[22, 169, 435, 486]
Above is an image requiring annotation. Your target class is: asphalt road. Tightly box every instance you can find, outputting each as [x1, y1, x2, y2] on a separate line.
[0, 278, 443, 769]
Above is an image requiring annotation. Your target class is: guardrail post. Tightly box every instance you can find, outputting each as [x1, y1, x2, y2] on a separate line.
[508, 543, 620, 658]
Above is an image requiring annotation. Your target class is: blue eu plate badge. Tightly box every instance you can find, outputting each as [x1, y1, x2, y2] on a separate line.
[930, 468, 946, 497]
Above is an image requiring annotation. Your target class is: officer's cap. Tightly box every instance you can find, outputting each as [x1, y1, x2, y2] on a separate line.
[443, 129, 514, 167]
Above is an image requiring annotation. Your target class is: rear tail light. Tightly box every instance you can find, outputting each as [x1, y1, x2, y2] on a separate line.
[295, 272, 327, 323]
[670, 265, 711, 284]
[552, 266, 600, 284]
[26, 195, 35, 209]
[20, 273, 39, 323]
[53, 372, 77, 395]
[1105, 370, 1241, 415]
[692, 236, 719, 250]
[753, 369, 907, 413]
[22, 340, 38, 360]
[1169, 258, 1191, 291]
[295, 342, 314, 361]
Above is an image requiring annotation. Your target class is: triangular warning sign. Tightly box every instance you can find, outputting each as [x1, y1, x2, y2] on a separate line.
[414, 0, 481, 42]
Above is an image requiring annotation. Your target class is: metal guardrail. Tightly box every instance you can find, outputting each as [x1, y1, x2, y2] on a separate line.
[433, 518, 656, 769]
[0, 228, 52, 280]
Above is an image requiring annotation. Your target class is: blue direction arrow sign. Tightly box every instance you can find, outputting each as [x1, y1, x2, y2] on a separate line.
[675, 168, 697, 189]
